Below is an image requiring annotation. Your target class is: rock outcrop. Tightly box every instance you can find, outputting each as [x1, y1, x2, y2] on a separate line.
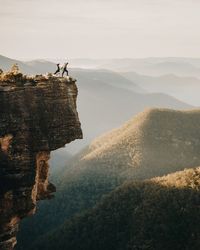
[0, 74, 82, 250]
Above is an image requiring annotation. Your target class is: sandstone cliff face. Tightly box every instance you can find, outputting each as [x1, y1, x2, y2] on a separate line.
[0, 76, 82, 250]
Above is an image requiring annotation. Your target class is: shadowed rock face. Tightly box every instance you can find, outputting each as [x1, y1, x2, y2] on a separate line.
[0, 76, 82, 250]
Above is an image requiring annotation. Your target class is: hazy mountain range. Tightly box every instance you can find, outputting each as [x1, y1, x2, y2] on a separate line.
[0, 55, 194, 155]
[0, 55, 55, 74]
[68, 57, 200, 77]
[2, 54, 200, 77]
[122, 72, 200, 106]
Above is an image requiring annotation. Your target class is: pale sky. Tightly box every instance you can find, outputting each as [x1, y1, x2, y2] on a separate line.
[0, 0, 200, 60]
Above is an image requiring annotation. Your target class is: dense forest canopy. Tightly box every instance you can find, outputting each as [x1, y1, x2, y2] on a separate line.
[30, 167, 200, 250]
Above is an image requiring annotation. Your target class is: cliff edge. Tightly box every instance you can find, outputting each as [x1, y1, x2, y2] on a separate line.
[0, 72, 82, 250]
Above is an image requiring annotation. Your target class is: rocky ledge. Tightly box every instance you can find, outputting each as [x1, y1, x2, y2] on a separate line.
[0, 74, 82, 250]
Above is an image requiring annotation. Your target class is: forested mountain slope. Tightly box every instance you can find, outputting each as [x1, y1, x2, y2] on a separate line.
[31, 167, 200, 250]
[17, 108, 200, 249]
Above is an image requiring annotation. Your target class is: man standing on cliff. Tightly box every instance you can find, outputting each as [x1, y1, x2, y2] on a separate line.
[54, 63, 60, 75]
[62, 62, 69, 77]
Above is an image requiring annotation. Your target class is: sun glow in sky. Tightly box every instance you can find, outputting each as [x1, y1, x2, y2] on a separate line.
[1, 0, 200, 59]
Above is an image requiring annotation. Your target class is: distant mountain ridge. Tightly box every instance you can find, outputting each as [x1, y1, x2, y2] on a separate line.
[2, 54, 200, 77]
[68, 57, 200, 77]
[122, 71, 200, 106]
[0, 55, 55, 74]
[0, 55, 192, 155]
[0, 54, 36, 74]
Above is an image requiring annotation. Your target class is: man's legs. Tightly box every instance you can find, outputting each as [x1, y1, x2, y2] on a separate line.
[54, 69, 59, 75]
[62, 69, 68, 77]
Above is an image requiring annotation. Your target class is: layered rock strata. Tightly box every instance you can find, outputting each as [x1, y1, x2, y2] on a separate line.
[0, 76, 82, 250]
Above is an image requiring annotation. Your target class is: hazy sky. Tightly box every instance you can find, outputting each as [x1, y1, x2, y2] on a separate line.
[1, 0, 200, 59]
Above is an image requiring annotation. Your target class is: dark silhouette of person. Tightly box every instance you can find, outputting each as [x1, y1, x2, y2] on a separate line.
[62, 63, 69, 77]
[54, 64, 60, 75]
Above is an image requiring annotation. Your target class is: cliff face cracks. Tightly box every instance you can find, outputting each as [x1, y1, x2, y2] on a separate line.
[0, 76, 82, 250]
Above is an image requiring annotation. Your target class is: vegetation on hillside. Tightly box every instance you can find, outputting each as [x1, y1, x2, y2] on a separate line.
[31, 167, 200, 250]
[17, 109, 200, 249]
